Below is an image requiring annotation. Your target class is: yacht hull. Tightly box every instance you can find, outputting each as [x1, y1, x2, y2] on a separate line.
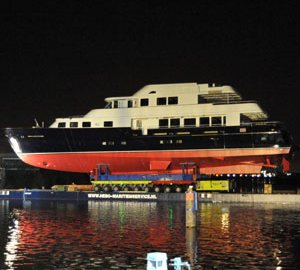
[16, 148, 291, 174]
[5, 124, 293, 175]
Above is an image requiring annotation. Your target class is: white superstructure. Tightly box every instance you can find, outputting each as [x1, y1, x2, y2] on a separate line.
[50, 83, 268, 131]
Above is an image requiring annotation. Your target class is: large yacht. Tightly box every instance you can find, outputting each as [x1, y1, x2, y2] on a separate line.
[5, 82, 294, 175]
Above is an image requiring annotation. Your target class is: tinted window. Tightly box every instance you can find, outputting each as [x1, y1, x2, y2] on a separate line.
[157, 97, 167, 105]
[58, 122, 66, 128]
[104, 121, 113, 127]
[212, 116, 222, 126]
[200, 117, 209, 126]
[168, 96, 178, 105]
[170, 118, 180, 127]
[82, 122, 91, 127]
[140, 98, 149, 106]
[159, 119, 168, 128]
[128, 100, 133, 108]
[70, 122, 78, 128]
[184, 118, 196, 127]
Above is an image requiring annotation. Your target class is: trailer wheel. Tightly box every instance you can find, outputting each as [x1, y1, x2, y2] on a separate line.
[164, 186, 171, 193]
[134, 186, 141, 192]
[103, 185, 111, 193]
[144, 186, 151, 193]
[175, 186, 182, 193]
[94, 185, 101, 192]
[123, 186, 130, 191]
[154, 186, 160, 193]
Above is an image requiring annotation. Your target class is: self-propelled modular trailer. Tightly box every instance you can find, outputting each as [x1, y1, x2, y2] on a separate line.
[90, 163, 232, 193]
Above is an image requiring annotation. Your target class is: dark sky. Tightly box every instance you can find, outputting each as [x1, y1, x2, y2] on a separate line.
[1, 1, 300, 144]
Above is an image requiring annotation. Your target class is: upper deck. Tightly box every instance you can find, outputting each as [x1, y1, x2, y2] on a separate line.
[50, 82, 268, 130]
[104, 83, 242, 107]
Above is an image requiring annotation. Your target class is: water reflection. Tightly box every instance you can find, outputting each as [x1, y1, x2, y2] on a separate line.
[5, 210, 20, 269]
[1, 200, 300, 269]
[198, 203, 300, 269]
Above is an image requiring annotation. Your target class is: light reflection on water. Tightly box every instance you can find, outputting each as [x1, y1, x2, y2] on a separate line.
[1, 200, 300, 269]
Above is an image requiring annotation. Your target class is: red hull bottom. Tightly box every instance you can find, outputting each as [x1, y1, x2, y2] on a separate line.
[17, 148, 291, 175]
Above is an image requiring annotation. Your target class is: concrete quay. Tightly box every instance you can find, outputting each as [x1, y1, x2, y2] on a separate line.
[198, 193, 300, 204]
[1, 189, 300, 203]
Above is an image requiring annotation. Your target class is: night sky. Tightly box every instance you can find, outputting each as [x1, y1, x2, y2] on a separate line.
[1, 1, 299, 147]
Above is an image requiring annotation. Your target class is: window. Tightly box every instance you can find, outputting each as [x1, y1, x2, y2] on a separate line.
[198, 95, 208, 104]
[168, 96, 178, 105]
[101, 141, 115, 146]
[159, 140, 173, 145]
[223, 116, 226, 126]
[170, 118, 180, 128]
[157, 97, 167, 105]
[128, 100, 133, 108]
[121, 141, 127, 145]
[58, 122, 66, 128]
[200, 117, 210, 126]
[184, 118, 196, 127]
[104, 121, 113, 127]
[140, 98, 149, 106]
[159, 119, 168, 128]
[212, 116, 222, 126]
[70, 122, 78, 128]
[113, 100, 118, 108]
[82, 122, 91, 127]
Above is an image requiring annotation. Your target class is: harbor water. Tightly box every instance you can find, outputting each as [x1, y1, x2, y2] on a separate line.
[1, 200, 300, 269]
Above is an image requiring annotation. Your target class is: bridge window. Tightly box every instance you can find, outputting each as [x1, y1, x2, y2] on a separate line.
[82, 122, 91, 127]
[70, 122, 78, 128]
[184, 118, 196, 127]
[104, 121, 113, 127]
[168, 96, 178, 105]
[159, 119, 169, 128]
[200, 117, 210, 126]
[212, 116, 222, 126]
[58, 122, 66, 128]
[157, 97, 167, 105]
[170, 118, 180, 128]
